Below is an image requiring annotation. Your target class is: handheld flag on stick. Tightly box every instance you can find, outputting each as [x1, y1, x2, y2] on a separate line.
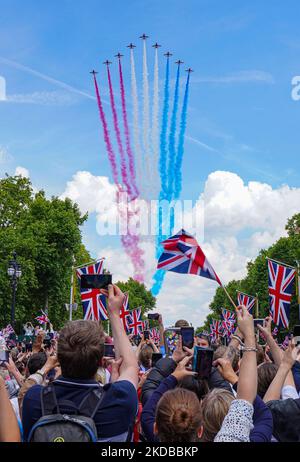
[35, 310, 50, 325]
[267, 258, 296, 329]
[157, 229, 238, 310]
[128, 308, 144, 336]
[76, 258, 108, 321]
[119, 293, 131, 332]
[210, 320, 224, 342]
[237, 291, 257, 315]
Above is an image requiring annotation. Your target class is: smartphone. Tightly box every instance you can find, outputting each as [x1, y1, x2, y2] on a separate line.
[144, 330, 150, 340]
[152, 353, 163, 367]
[104, 343, 115, 358]
[147, 313, 160, 320]
[80, 274, 112, 290]
[0, 350, 9, 366]
[254, 319, 265, 328]
[133, 335, 141, 346]
[181, 327, 194, 349]
[293, 325, 300, 346]
[192, 347, 214, 379]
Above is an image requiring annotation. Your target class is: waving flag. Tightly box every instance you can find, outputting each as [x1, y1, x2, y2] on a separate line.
[268, 259, 296, 329]
[237, 291, 256, 315]
[221, 308, 235, 335]
[35, 310, 50, 325]
[272, 327, 279, 337]
[157, 229, 221, 284]
[76, 259, 108, 321]
[119, 293, 131, 332]
[210, 320, 224, 342]
[128, 308, 144, 336]
[0, 324, 15, 339]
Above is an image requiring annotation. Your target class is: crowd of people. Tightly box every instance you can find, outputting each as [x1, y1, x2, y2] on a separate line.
[1, 283, 300, 443]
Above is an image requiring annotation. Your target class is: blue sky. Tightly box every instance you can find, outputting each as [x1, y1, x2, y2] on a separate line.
[1, 1, 300, 324]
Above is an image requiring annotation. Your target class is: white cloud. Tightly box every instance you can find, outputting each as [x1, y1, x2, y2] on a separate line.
[14, 166, 29, 178]
[61, 169, 300, 327]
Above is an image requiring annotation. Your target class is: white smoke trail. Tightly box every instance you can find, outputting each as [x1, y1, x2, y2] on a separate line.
[142, 40, 151, 199]
[130, 49, 144, 197]
[151, 47, 160, 197]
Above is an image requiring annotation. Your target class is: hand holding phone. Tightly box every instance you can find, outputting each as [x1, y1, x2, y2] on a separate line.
[193, 347, 214, 379]
[181, 327, 194, 349]
[80, 274, 112, 290]
[148, 313, 160, 320]
[104, 343, 115, 358]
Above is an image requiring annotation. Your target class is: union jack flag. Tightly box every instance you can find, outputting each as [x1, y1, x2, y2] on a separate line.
[281, 335, 289, 350]
[157, 229, 222, 285]
[237, 291, 256, 315]
[0, 324, 15, 339]
[119, 293, 131, 332]
[268, 259, 296, 329]
[128, 308, 144, 336]
[35, 310, 50, 325]
[272, 327, 279, 337]
[150, 328, 160, 344]
[221, 308, 235, 335]
[210, 320, 224, 342]
[76, 259, 108, 321]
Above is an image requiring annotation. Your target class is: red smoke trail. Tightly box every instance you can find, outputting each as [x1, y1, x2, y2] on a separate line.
[93, 74, 119, 185]
[118, 58, 139, 198]
[93, 74, 144, 282]
[107, 67, 132, 198]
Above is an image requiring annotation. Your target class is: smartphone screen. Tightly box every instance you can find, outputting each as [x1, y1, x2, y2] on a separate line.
[148, 313, 160, 320]
[254, 319, 264, 328]
[0, 350, 9, 364]
[104, 343, 115, 358]
[193, 347, 214, 379]
[152, 353, 163, 366]
[293, 325, 300, 345]
[181, 327, 194, 349]
[80, 274, 112, 290]
[144, 330, 150, 340]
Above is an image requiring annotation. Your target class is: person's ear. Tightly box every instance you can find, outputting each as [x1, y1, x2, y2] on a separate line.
[197, 425, 204, 439]
[153, 421, 158, 435]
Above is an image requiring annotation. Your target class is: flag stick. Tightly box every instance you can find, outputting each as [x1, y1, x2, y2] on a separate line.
[69, 267, 74, 322]
[256, 293, 259, 318]
[266, 257, 296, 270]
[222, 285, 238, 311]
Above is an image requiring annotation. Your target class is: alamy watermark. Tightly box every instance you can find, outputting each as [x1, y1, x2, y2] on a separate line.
[95, 193, 205, 240]
[291, 76, 300, 101]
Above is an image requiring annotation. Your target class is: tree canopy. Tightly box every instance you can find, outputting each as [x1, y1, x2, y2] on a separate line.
[199, 213, 300, 336]
[0, 175, 156, 331]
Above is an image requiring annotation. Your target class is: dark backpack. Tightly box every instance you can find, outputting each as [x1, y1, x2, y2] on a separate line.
[28, 384, 105, 442]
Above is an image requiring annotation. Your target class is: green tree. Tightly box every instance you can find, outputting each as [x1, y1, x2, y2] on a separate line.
[0, 175, 90, 330]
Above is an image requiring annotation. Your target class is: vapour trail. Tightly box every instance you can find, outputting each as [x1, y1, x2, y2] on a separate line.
[173, 73, 190, 200]
[142, 40, 151, 198]
[167, 64, 181, 198]
[118, 58, 139, 199]
[158, 58, 170, 200]
[151, 58, 171, 296]
[151, 47, 160, 196]
[107, 66, 132, 198]
[130, 49, 144, 196]
[93, 74, 119, 185]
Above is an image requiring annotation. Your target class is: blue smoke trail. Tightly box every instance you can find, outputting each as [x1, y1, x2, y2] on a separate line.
[167, 64, 181, 199]
[151, 58, 170, 296]
[174, 73, 190, 200]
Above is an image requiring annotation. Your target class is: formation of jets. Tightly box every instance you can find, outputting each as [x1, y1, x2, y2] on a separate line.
[90, 35, 193, 74]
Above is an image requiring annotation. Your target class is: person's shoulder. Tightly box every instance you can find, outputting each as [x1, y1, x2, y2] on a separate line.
[23, 384, 42, 402]
[106, 380, 137, 395]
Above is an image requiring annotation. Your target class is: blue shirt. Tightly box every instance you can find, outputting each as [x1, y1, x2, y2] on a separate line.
[22, 377, 138, 442]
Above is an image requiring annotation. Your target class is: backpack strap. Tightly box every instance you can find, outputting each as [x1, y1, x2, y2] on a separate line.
[41, 385, 60, 416]
[77, 386, 106, 419]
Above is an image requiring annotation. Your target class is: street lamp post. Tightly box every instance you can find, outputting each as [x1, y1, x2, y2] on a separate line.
[7, 251, 22, 328]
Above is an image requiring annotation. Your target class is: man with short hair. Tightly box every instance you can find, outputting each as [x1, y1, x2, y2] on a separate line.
[22, 284, 139, 442]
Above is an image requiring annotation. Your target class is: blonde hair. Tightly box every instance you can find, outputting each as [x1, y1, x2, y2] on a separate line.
[201, 388, 234, 442]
